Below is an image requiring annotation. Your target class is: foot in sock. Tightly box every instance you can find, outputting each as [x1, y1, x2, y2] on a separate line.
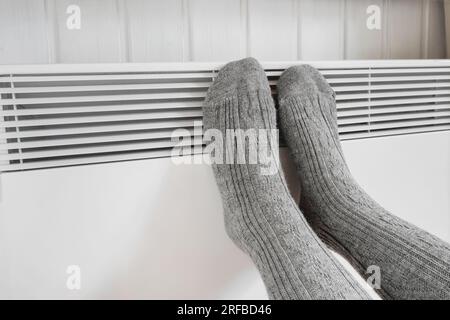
[203, 58, 371, 300]
[278, 64, 450, 300]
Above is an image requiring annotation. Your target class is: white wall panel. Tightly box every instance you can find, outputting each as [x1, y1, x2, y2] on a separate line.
[0, 0, 447, 64]
[0, 0, 49, 64]
[247, 0, 298, 60]
[126, 0, 187, 62]
[427, 0, 446, 58]
[51, 0, 122, 63]
[387, 0, 423, 59]
[299, 0, 345, 60]
[189, 0, 244, 61]
[345, 0, 386, 59]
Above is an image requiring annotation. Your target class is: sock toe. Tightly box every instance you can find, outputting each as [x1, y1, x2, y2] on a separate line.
[277, 65, 334, 104]
[205, 57, 270, 104]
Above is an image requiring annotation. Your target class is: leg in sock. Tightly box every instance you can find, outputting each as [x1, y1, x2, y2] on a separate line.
[203, 58, 370, 300]
[278, 65, 450, 300]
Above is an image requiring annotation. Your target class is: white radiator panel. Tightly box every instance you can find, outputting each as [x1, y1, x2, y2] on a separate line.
[1, 60, 450, 172]
[0, 131, 449, 299]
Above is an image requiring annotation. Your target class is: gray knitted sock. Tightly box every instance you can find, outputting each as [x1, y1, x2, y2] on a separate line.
[278, 64, 450, 300]
[203, 58, 371, 300]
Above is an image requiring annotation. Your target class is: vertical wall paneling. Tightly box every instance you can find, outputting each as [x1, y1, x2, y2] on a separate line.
[51, 0, 122, 63]
[126, 0, 185, 62]
[240, 0, 249, 58]
[445, 0, 450, 58]
[427, 0, 446, 58]
[298, 0, 345, 60]
[43, 0, 57, 63]
[0, 0, 49, 64]
[421, 0, 431, 58]
[181, 0, 191, 61]
[247, 0, 298, 60]
[0, 0, 446, 64]
[116, 0, 130, 62]
[292, 0, 300, 60]
[381, 0, 389, 59]
[345, 0, 385, 59]
[387, 0, 422, 59]
[188, 0, 243, 61]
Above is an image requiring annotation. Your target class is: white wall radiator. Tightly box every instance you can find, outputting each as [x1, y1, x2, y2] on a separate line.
[1, 60, 450, 172]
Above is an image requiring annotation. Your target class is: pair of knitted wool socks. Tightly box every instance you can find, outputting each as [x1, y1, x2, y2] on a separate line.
[203, 58, 450, 300]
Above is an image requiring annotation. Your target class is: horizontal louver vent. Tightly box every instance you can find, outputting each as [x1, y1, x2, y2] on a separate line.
[1, 61, 449, 172]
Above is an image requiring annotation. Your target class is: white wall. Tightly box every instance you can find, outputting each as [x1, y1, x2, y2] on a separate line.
[0, 131, 448, 299]
[0, 0, 446, 64]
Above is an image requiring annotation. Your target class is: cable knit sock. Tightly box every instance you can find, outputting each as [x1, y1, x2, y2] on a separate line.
[278, 64, 450, 300]
[203, 58, 370, 300]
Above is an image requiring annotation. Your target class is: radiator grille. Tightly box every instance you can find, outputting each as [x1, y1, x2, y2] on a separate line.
[1, 61, 450, 172]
